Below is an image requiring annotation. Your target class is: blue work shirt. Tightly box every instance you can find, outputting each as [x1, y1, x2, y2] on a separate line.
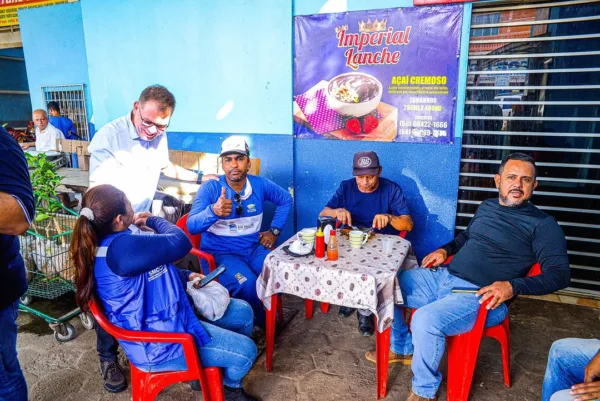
[187, 175, 293, 255]
[49, 116, 78, 140]
[0, 127, 35, 310]
[325, 177, 410, 235]
[88, 113, 170, 213]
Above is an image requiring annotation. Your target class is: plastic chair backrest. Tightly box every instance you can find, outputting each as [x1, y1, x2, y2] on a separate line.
[527, 262, 541, 277]
[177, 213, 201, 249]
[88, 298, 223, 401]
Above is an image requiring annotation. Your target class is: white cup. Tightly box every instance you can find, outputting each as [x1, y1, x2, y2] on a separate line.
[297, 228, 317, 245]
[349, 230, 368, 249]
[382, 237, 393, 255]
[151, 199, 163, 217]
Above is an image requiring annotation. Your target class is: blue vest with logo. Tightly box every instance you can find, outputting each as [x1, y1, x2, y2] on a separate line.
[94, 232, 211, 369]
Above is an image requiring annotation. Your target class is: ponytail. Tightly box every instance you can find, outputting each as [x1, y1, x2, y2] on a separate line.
[69, 184, 129, 311]
[71, 215, 98, 311]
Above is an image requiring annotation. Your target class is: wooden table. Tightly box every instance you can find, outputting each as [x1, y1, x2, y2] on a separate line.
[257, 232, 418, 399]
[56, 168, 89, 194]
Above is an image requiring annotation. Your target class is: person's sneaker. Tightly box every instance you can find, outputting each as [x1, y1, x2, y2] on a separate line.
[365, 349, 412, 365]
[357, 313, 374, 337]
[99, 360, 127, 393]
[406, 391, 438, 401]
[224, 386, 260, 401]
[338, 306, 356, 317]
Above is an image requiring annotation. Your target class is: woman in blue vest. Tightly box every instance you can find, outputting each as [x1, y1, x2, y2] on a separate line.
[70, 184, 260, 401]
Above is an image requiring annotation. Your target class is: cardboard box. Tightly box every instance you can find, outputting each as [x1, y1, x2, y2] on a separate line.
[167, 150, 260, 175]
[158, 151, 261, 201]
[58, 139, 91, 171]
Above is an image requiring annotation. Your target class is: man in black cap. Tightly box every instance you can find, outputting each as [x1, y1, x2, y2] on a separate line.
[319, 151, 414, 336]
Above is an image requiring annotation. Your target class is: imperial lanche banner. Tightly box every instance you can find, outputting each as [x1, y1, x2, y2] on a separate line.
[293, 6, 463, 144]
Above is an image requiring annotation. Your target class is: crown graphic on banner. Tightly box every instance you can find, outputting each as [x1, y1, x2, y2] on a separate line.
[358, 19, 387, 33]
[335, 25, 349, 35]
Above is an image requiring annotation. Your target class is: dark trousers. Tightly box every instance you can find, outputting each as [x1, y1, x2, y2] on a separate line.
[95, 323, 119, 362]
[0, 300, 27, 401]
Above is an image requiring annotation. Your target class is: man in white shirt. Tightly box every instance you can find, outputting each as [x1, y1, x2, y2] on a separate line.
[20, 109, 64, 152]
[87, 84, 217, 393]
[89, 84, 216, 214]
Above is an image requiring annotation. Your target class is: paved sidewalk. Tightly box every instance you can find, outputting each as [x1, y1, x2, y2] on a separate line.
[16, 295, 600, 401]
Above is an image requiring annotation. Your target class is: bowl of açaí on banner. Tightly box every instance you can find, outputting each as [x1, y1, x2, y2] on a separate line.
[327, 72, 383, 117]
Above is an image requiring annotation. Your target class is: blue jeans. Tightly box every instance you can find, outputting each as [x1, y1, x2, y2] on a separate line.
[0, 300, 27, 401]
[392, 267, 508, 399]
[541, 338, 600, 401]
[144, 299, 257, 388]
[204, 246, 271, 327]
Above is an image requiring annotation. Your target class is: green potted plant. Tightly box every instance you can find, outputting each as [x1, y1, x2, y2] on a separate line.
[22, 153, 76, 280]
[26, 153, 66, 238]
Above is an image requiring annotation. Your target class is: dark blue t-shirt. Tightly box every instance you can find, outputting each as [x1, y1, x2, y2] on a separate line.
[325, 177, 410, 235]
[49, 116, 77, 139]
[0, 126, 35, 309]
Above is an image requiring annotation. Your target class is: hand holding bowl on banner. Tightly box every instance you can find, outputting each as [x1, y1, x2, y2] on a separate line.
[326, 72, 383, 117]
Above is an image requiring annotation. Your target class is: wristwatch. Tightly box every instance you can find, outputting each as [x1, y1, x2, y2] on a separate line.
[195, 171, 204, 185]
[270, 227, 281, 236]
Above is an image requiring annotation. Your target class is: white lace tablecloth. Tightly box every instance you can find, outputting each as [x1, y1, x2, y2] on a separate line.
[256, 232, 418, 332]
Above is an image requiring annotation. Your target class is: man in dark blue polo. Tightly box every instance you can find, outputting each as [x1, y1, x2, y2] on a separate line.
[0, 126, 35, 401]
[319, 151, 414, 336]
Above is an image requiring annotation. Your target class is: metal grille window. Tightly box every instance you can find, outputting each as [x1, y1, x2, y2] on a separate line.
[41, 84, 90, 140]
[458, 0, 600, 298]
[472, 13, 501, 37]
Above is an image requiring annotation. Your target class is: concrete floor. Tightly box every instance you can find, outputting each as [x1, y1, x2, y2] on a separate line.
[16, 294, 600, 401]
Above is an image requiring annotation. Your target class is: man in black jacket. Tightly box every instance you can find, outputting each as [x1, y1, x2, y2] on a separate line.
[366, 153, 570, 401]
[0, 126, 35, 401]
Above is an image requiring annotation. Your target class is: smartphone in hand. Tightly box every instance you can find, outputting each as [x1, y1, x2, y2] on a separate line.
[193, 265, 226, 289]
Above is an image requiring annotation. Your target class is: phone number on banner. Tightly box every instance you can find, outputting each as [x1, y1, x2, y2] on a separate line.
[399, 120, 449, 129]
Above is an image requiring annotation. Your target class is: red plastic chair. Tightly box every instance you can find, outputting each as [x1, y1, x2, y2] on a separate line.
[176, 213, 285, 323]
[88, 299, 225, 401]
[176, 213, 216, 272]
[407, 257, 541, 401]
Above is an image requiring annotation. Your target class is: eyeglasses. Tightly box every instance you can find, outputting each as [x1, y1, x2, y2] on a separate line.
[234, 193, 243, 216]
[138, 109, 169, 131]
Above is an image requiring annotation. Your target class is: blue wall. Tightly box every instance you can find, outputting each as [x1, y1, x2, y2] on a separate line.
[19, 2, 93, 124]
[293, 0, 471, 259]
[0, 48, 31, 122]
[79, 0, 295, 241]
[80, 0, 292, 134]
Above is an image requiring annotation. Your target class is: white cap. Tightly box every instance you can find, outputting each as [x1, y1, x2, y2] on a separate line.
[219, 136, 250, 157]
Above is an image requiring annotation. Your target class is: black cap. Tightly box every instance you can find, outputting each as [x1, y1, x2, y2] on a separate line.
[352, 151, 381, 176]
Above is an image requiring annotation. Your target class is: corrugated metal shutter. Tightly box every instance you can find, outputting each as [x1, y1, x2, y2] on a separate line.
[458, 0, 600, 298]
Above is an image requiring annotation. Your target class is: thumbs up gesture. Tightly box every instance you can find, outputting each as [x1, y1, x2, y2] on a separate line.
[213, 187, 233, 217]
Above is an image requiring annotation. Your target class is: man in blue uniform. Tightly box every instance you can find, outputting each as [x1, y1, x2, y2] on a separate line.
[48, 101, 78, 139]
[187, 136, 293, 326]
[0, 126, 35, 401]
[320, 151, 414, 336]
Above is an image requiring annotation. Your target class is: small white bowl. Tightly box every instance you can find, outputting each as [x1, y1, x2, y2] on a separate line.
[326, 72, 383, 117]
